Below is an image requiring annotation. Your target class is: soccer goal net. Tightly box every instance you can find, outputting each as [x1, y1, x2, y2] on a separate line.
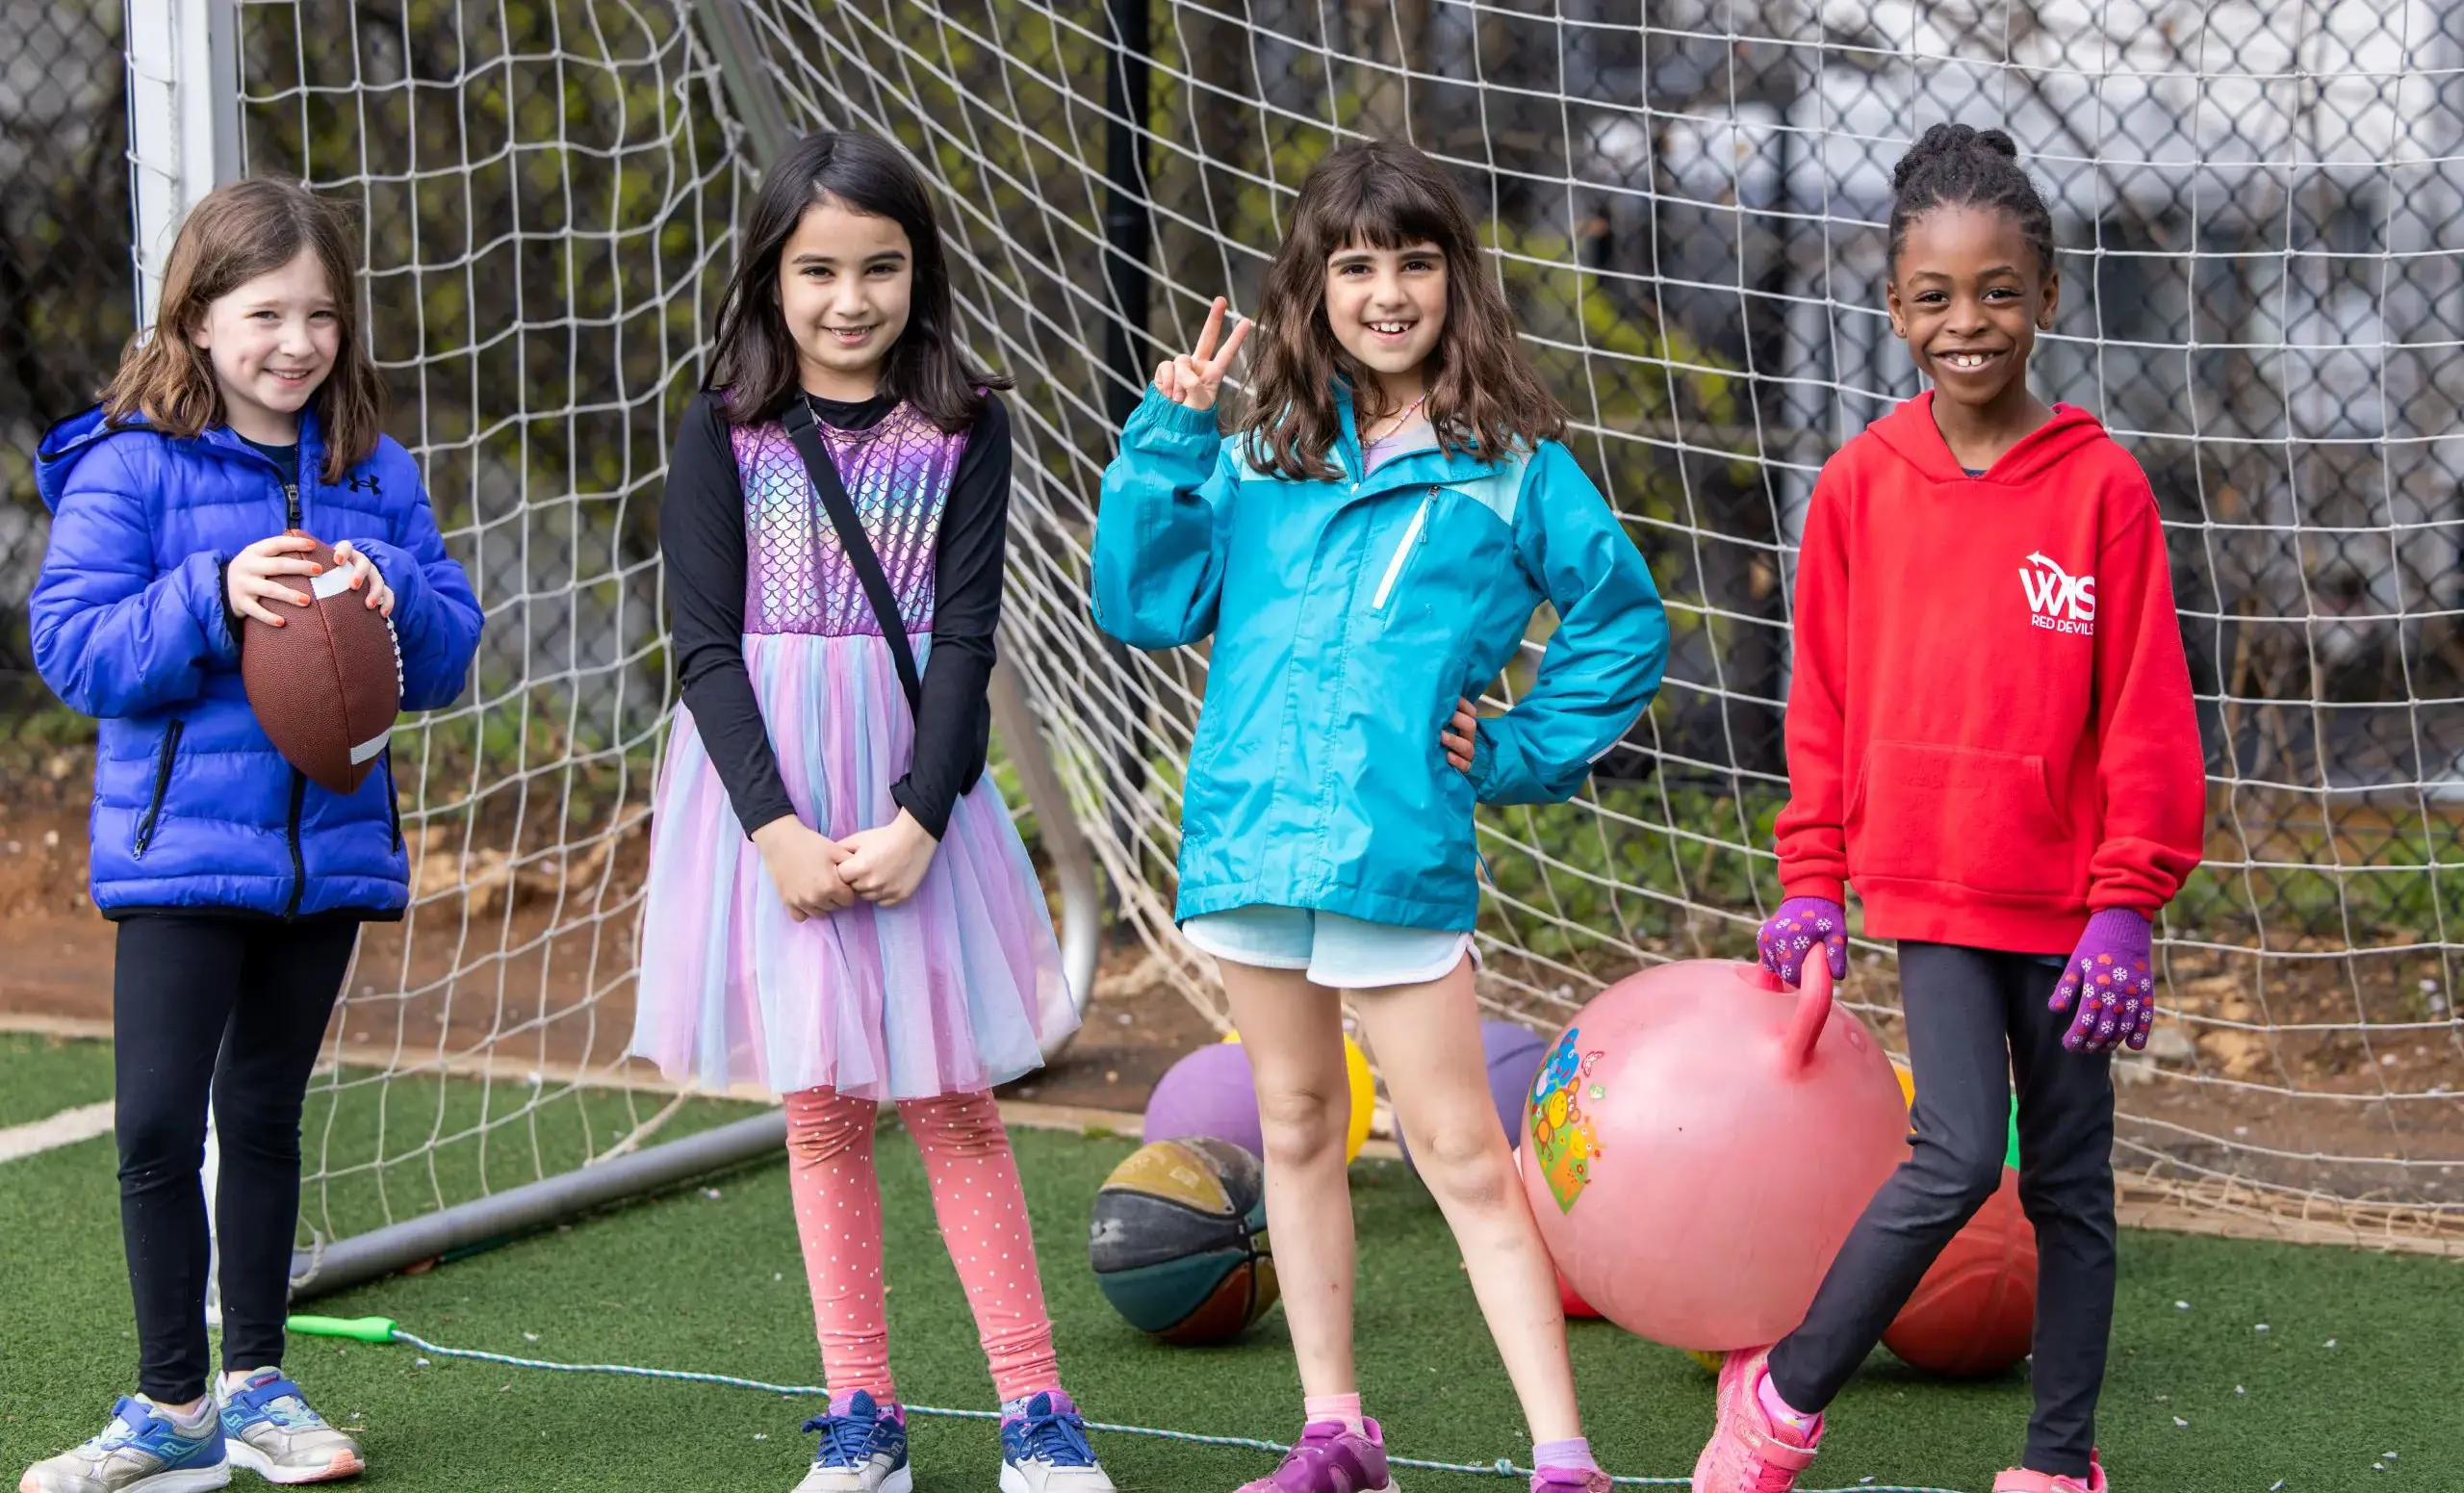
[165, 0, 2464, 1262]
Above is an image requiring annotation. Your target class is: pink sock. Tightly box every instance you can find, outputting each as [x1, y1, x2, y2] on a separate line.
[1757, 1373, 1820, 1438]
[828, 1388, 904, 1421]
[897, 1092, 1063, 1403]
[1303, 1392, 1365, 1434]
[1532, 1436, 1597, 1470]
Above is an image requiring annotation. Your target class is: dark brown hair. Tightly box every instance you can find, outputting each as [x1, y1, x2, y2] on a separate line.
[707, 131, 1008, 430]
[100, 178, 382, 481]
[1888, 124, 2057, 276]
[1237, 139, 1564, 481]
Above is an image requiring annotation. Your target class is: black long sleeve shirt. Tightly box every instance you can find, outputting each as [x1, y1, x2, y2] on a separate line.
[659, 389, 1010, 841]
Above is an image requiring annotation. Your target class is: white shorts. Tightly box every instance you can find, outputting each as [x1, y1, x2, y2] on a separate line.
[1182, 905, 1474, 991]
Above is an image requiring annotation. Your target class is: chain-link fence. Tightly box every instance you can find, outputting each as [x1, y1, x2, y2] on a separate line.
[1, 0, 131, 793]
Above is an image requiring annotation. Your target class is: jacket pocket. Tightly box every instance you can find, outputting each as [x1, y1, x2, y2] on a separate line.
[1850, 739, 2076, 898]
[1369, 491, 1433, 611]
[131, 719, 186, 859]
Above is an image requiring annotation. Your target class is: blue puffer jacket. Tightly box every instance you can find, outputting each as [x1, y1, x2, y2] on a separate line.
[1094, 384, 1670, 931]
[32, 407, 483, 919]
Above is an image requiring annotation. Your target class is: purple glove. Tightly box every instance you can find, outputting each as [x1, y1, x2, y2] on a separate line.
[2049, 909, 2157, 1053]
[1758, 895, 1848, 987]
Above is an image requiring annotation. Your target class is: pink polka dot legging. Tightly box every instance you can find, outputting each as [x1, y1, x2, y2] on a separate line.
[783, 1086, 1060, 1405]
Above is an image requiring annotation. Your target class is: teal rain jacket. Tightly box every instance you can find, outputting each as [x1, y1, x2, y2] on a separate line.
[1093, 384, 1670, 932]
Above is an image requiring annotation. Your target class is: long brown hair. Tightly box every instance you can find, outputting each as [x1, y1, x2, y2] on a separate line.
[707, 131, 1008, 430]
[1237, 140, 1564, 481]
[99, 179, 383, 481]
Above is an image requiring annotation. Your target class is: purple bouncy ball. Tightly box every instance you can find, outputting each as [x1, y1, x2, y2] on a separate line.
[1142, 1042, 1265, 1158]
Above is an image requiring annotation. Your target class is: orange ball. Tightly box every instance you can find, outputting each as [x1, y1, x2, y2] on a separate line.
[1882, 1166, 2038, 1377]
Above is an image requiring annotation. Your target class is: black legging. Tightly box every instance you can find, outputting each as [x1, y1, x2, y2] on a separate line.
[1766, 940, 2118, 1480]
[114, 914, 357, 1403]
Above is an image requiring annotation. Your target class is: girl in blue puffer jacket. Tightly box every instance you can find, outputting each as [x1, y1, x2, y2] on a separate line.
[23, 179, 480, 1493]
[1093, 140, 1669, 1493]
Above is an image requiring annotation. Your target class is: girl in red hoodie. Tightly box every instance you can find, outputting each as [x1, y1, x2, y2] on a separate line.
[1689, 125, 2205, 1493]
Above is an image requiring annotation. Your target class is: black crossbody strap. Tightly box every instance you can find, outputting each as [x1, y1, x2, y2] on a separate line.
[781, 399, 925, 716]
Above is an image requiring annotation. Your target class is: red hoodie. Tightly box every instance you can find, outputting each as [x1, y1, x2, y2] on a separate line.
[1774, 393, 2205, 954]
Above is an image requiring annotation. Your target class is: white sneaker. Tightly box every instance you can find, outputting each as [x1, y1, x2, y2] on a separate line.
[792, 1392, 911, 1493]
[998, 1392, 1114, 1493]
[18, 1396, 230, 1493]
[215, 1371, 362, 1484]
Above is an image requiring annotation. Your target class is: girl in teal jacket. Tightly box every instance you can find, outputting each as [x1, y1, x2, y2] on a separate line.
[1093, 140, 1667, 1493]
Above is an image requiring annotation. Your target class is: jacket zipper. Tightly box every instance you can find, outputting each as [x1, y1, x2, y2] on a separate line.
[285, 481, 301, 528]
[1371, 493, 1432, 610]
[282, 769, 308, 917]
[380, 748, 402, 851]
[131, 720, 186, 858]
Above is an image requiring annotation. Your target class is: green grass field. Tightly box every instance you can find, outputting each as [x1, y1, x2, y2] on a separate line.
[0, 1031, 2452, 1492]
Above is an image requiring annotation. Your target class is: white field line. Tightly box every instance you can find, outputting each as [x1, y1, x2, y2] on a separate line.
[0, 1099, 115, 1163]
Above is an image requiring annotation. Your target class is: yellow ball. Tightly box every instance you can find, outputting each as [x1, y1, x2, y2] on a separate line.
[1893, 1061, 1915, 1110]
[1223, 1031, 1376, 1163]
[1687, 1350, 1725, 1376]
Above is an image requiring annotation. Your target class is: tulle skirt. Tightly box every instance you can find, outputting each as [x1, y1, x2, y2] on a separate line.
[629, 631, 1072, 1099]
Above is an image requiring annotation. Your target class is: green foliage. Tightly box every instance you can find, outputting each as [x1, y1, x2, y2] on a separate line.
[1476, 781, 1784, 971]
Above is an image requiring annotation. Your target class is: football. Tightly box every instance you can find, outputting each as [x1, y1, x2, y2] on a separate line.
[239, 532, 404, 795]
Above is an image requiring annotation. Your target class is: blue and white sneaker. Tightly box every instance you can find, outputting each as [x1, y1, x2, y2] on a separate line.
[794, 1391, 911, 1493]
[216, 1370, 362, 1484]
[17, 1396, 229, 1493]
[999, 1391, 1114, 1493]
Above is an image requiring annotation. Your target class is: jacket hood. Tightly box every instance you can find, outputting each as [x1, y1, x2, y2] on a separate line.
[36, 407, 143, 513]
[37, 404, 331, 514]
[1865, 392, 2107, 486]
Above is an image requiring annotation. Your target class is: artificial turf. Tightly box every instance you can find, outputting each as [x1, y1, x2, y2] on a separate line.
[0, 1033, 2453, 1491]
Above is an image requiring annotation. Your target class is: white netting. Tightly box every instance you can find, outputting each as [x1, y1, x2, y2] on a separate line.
[719, 0, 2464, 1246]
[203, 0, 2464, 1255]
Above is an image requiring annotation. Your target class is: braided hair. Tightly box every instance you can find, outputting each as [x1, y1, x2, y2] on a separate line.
[1887, 124, 2055, 276]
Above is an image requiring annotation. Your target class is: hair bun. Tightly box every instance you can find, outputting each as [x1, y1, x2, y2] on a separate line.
[1891, 122, 2022, 192]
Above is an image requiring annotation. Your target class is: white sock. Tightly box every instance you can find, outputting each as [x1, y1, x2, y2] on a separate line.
[144, 1396, 215, 1431]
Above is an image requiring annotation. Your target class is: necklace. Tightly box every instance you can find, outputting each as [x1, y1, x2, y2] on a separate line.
[1362, 392, 1427, 445]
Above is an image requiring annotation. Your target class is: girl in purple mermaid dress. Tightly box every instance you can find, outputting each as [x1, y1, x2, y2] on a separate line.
[632, 130, 1107, 1493]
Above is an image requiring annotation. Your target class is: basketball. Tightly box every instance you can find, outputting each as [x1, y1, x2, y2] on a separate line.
[239, 532, 403, 795]
[1088, 1136, 1278, 1345]
[1882, 1165, 2039, 1377]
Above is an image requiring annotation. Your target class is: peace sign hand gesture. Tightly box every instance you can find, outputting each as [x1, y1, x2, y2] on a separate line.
[1154, 296, 1250, 412]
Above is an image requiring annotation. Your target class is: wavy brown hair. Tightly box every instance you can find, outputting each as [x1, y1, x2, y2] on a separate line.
[100, 178, 382, 480]
[707, 130, 1008, 431]
[1237, 139, 1564, 480]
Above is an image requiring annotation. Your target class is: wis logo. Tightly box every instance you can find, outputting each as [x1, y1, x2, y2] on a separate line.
[2019, 552, 2095, 636]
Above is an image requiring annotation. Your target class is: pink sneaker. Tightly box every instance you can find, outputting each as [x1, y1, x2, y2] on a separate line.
[1532, 1468, 1612, 1492]
[1235, 1419, 1395, 1493]
[1993, 1451, 2108, 1492]
[1690, 1348, 1821, 1493]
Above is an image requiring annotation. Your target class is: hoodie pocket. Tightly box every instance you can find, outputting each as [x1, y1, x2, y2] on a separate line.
[1849, 739, 2075, 898]
[132, 719, 186, 859]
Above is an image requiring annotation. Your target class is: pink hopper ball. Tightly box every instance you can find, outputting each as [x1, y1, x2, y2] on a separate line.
[1521, 958, 1908, 1352]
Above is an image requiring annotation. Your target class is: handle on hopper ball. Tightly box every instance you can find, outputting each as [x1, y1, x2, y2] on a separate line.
[1780, 955, 1835, 1076]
